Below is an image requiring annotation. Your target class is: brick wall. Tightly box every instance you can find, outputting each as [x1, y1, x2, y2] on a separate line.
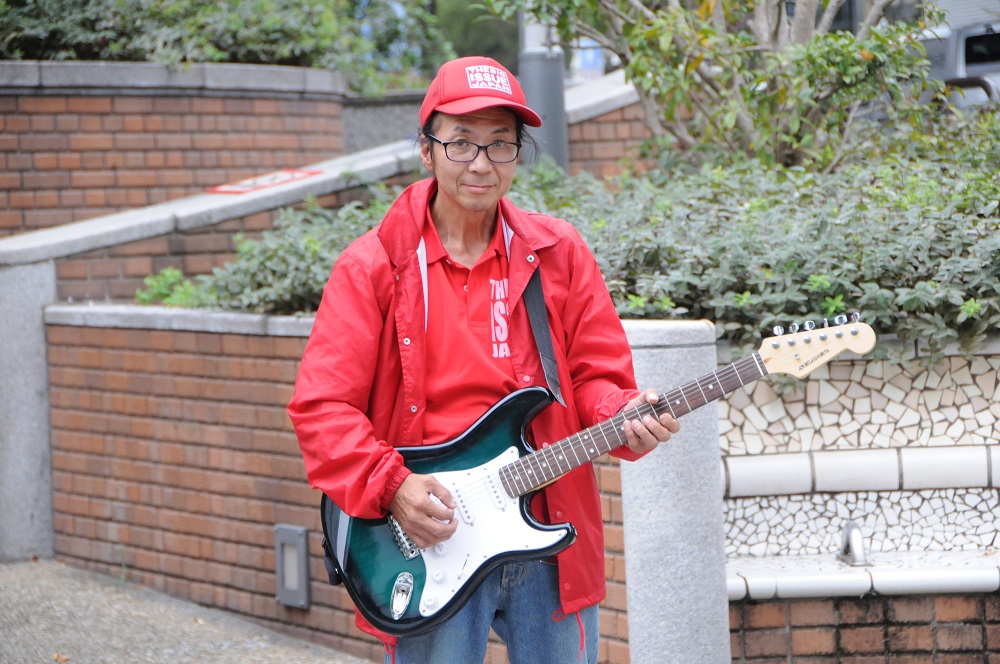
[45, 322, 633, 663]
[731, 595, 1000, 662]
[1, 93, 343, 237]
[567, 102, 653, 178]
[3, 63, 652, 240]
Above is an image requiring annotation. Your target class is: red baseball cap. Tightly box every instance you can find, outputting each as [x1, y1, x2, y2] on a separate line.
[420, 56, 542, 128]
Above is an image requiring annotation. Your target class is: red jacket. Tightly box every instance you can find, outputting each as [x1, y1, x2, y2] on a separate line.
[288, 178, 642, 642]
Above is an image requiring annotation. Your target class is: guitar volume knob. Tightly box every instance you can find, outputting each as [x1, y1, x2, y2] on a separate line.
[433, 542, 449, 557]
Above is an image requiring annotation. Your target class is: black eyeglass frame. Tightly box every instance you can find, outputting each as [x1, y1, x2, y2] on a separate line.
[424, 134, 522, 163]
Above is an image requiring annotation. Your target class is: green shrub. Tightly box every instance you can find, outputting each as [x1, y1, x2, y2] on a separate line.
[0, 0, 453, 93]
[137, 194, 395, 314]
[138, 107, 1000, 364]
[135, 267, 211, 308]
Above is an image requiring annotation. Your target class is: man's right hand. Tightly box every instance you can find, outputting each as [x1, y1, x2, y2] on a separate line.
[388, 473, 458, 549]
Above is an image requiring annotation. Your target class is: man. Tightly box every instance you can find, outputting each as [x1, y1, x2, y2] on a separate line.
[288, 56, 679, 664]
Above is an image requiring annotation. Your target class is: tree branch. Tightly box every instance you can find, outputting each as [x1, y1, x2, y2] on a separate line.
[684, 88, 742, 153]
[816, 0, 848, 35]
[856, 0, 895, 40]
[789, 0, 818, 45]
[597, 0, 638, 29]
[822, 101, 860, 174]
[622, 0, 656, 22]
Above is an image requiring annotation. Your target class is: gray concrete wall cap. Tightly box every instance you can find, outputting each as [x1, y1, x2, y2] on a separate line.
[267, 315, 315, 338]
[7, 60, 348, 96]
[564, 69, 640, 124]
[38, 61, 204, 89]
[0, 60, 41, 86]
[44, 306, 690, 342]
[304, 67, 347, 94]
[45, 303, 272, 335]
[203, 63, 304, 92]
[0, 207, 176, 265]
[622, 318, 715, 348]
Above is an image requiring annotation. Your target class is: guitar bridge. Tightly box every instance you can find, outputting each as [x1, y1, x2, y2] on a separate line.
[388, 515, 420, 560]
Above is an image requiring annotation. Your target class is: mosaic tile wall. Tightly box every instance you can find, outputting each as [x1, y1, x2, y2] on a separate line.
[725, 488, 1000, 557]
[720, 353, 1000, 557]
[719, 355, 1000, 455]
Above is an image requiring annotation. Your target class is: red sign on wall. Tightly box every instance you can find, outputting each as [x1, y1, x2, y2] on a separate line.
[206, 169, 322, 194]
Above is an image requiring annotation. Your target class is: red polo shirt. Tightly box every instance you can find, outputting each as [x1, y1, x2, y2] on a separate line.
[421, 211, 520, 445]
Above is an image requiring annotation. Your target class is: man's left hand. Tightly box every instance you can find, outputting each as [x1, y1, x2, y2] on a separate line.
[622, 388, 680, 454]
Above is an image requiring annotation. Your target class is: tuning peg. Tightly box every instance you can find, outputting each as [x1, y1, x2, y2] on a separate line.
[772, 325, 785, 336]
[788, 323, 800, 334]
[803, 320, 816, 331]
[850, 312, 861, 323]
[834, 314, 848, 325]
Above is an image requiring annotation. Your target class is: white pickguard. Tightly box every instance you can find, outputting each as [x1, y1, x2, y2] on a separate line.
[416, 447, 569, 617]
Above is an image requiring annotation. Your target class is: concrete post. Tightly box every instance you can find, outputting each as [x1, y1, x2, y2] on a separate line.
[518, 18, 570, 170]
[621, 320, 729, 664]
[0, 262, 56, 561]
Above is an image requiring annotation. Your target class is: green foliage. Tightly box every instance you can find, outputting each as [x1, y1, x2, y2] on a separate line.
[137, 195, 396, 314]
[138, 107, 1000, 365]
[135, 267, 211, 308]
[485, 0, 946, 169]
[0, 0, 453, 93]
[507, 107, 1000, 364]
[436, 0, 519, 73]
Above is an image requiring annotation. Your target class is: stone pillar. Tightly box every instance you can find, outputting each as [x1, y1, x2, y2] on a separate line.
[621, 320, 729, 663]
[0, 262, 56, 561]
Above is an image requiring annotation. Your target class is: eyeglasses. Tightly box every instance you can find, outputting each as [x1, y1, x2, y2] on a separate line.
[425, 134, 521, 163]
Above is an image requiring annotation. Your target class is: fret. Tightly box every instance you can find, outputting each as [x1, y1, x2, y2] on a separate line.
[694, 376, 711, 403]
[687, 383, 707, 409]
[662, 395, 678, 418]
[596, 420, 617, 456]
[504, 463, 526, 497]
[525, 449, 545, 485]
[567, 434, 584, 466]
[499, 466, 514, 497]
[551, 441, 570, 476]
[733, 358, 746, 386]
[678, 387, 692, 414]
[667, 389, 687, 417]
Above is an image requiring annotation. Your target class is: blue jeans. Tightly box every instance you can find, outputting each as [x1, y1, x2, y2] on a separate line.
[385, 561, 598, 664]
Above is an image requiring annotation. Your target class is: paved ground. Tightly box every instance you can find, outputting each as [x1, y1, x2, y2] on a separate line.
[0, 559, 373, 664]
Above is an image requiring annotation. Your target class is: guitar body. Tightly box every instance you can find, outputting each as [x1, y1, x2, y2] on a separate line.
[321, 386, 577, 636]
[319, 318, 878, 637]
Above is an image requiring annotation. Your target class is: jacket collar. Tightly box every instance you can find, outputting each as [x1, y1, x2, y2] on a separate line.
[377, 177, 560, 268]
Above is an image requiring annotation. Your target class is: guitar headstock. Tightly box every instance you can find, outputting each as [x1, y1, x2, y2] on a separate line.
[757, 313, 877, 378]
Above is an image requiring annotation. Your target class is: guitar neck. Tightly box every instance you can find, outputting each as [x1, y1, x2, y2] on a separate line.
[499, 352, 768, 497]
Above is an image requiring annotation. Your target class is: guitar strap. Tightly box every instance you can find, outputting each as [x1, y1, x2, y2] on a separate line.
[523, 267, 565, 407]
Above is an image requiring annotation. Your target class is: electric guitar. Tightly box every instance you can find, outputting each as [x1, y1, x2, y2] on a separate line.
[320, 317, 877, 636]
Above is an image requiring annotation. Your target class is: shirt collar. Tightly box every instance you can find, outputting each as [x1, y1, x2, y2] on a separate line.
[421, 206, 507, 265]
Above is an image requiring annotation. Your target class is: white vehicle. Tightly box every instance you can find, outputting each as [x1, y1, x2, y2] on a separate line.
[921, 21, 1000, 105]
